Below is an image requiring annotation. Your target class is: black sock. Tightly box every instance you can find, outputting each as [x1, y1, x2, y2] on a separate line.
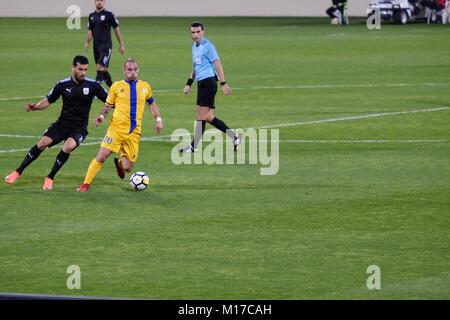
[210, 117, 235, 139]
[96, 71, 105, 83]
[17, 145, 44, 174]
[47, 150, 70, 180]
[104, 71, 113, 87]
[191, 120, 206, 149]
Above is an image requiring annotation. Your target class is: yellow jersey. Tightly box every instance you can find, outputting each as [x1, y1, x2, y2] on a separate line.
[105, 80, 154, 135]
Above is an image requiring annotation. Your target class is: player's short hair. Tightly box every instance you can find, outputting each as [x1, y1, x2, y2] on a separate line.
[190, 22, 204, 30]
[124, 58, 138, 69]
[73, 55, 89, 66]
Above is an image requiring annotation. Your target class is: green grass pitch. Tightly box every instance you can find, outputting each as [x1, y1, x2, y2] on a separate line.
[0, 17, 449, 299]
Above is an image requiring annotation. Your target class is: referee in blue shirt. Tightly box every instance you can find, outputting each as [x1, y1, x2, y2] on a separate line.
[181, 22, 241, 153]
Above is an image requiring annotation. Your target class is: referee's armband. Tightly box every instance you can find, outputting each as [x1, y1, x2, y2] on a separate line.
[186, 78, 194, 86]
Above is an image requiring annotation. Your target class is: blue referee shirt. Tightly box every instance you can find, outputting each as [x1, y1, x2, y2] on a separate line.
[192, 37, 220, 81]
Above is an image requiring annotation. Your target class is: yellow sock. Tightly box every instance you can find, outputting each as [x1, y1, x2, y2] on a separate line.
[83, 158, 103, 184]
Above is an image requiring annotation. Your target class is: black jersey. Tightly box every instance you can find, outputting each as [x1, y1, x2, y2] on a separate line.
[87, 9, 119, 49]
[46, 77, 108, 130]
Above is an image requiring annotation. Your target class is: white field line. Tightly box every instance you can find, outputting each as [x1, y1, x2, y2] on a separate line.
[140, 106, 450, 141]
[0, 82, 449, 102]
[1, 107, 448, 153]
[1, 139, 447, 153]
[255, 106, 450, 130]
[0, 141, 101, 153]
[0, 134, 102, 140]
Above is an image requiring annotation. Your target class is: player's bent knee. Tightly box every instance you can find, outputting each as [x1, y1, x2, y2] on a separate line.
[96, 148, 111, 163]
[62, 139, 77, 153]
[37, 137, 53, 150]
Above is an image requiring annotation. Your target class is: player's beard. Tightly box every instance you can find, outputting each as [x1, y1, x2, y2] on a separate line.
[74, 74, 85, 83]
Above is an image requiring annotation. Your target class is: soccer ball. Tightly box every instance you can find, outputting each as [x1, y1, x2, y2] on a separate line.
[130, 171, 150, 191]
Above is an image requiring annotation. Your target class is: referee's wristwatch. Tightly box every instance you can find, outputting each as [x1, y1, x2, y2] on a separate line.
[220, 81, 227, 86]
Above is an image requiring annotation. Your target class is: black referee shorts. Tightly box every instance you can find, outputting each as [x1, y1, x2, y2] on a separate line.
[93, 46, 112, 67]
[197, 77, 218, 109]
[43, 123, 88, 149]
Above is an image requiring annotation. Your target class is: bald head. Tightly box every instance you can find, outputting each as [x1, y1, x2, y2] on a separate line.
[123, 58, 139, 81]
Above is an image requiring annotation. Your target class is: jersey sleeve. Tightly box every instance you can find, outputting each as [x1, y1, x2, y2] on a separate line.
[110, 12, 119, 28]
[206, 43, 220, 63]
[95, 82, 109, 103]
[46, 83, 61, 103]
[105, 82, 117, 107]
[146, 83, 154, 104]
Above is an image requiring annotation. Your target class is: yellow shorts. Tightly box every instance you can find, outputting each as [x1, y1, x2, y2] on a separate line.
[100, 126, 141, 163]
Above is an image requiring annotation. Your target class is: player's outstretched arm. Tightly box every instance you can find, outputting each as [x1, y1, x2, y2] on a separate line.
[25, 98, 50, 112]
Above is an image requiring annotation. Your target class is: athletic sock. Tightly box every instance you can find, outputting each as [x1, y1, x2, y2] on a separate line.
[17, 145, 44, 174]
[96, 71, 105, 83]
[104, 71, 113, 87]
[83, 158, 103, 184]
[210, 117, 235, 139]
[190, 120, 206, 149]
[47, 150, 70, 180]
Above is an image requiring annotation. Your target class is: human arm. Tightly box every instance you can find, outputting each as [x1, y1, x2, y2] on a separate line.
[213, 59, 231, 96]
[95, 83, 115, 126]
[183, 68, 195, 95]
[113, 27, 125, 55]
[84, 30, 93, 51]
[94, 104, 113, 126]
[148, 101, 163, 134]
[25, 97, 51, 112]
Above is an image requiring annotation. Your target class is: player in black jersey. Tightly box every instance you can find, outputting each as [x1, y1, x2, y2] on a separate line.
[84, 0, 125, 87]
[4, 55, 108, 190]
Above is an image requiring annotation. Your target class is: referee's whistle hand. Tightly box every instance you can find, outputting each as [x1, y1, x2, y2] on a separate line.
[119, 45, 125, 55]
[183, 85, 191, 95]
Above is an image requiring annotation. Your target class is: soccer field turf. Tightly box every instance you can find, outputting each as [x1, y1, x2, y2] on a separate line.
[0, 17, 449, 299]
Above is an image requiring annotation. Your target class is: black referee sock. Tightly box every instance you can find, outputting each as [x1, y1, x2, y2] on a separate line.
[210, 117, 235, 140]
[191, 120, 206, 149]
[47, 150, 70, 180]
[96, 71, 105, 83]
[17, 145, 44, 174]
[104, 71, 113, 87]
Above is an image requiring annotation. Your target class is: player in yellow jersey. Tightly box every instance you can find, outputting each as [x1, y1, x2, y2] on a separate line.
[77, 58, 163, 192]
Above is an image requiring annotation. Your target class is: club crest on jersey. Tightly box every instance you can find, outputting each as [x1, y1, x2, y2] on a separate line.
[142, 88, 146, 94]
[83, 88, 89, 95]
[101, 15, 105, 21]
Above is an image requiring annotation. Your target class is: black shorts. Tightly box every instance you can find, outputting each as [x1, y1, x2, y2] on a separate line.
[197, 77, 218, 109]
[93, 46, 112, 67]
[43, 123, 88, 149]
